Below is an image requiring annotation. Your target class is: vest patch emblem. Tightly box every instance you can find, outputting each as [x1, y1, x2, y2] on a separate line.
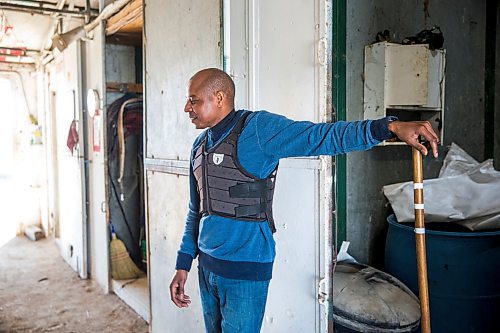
[213, 153, 224, 165]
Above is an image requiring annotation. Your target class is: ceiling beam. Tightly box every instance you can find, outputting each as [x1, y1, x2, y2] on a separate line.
[0, 1, 98, 17]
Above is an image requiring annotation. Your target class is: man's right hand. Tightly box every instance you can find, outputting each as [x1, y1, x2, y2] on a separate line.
[169, 270, 191, 308]
[388, 120, 440, 158]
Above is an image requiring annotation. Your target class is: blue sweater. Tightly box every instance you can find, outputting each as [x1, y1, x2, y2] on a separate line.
[175, 110, 394, 280]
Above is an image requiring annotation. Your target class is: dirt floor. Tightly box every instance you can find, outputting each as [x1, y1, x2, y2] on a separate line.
[0, 236, 148, 333]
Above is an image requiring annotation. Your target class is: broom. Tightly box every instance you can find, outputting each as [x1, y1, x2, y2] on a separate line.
[109, 221, 145, 280]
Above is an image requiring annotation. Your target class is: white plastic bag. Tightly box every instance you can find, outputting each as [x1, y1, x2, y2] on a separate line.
[383, 143, 500, 230]
[439, 142, 480, 178]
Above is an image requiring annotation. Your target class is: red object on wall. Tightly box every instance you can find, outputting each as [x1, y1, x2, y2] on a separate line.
[92, 111, 101, 153]
[67, 120, 79, 154]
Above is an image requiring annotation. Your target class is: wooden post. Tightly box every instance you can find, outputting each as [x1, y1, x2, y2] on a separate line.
[412, 147, 431, 332]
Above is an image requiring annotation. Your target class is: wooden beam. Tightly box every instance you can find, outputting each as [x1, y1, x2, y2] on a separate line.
[106, 82, 143, 94]
[106, 33, 142, 46]
[106, 0, 143, 36]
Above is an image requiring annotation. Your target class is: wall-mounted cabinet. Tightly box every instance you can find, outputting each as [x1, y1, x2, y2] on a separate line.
[364, 42, 446, 144]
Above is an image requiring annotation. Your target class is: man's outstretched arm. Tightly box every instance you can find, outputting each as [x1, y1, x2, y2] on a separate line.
[248, 112, 440, 160]
[249, 112, 380, 159]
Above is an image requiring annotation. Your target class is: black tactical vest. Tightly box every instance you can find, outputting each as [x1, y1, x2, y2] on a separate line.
[192, 112, 278, 233]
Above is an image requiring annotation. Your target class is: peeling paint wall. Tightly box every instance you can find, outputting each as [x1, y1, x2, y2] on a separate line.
[345, 0, 487, 264]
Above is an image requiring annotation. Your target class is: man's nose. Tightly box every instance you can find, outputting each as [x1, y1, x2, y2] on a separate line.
[184, 99, 192, 113]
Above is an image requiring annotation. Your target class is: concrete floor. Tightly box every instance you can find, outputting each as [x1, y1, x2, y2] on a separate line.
[0, 236, 149, 333]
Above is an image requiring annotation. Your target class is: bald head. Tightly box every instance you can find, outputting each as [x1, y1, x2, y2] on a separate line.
[190, 68, 235, 108]
[185, 68, 236, 129]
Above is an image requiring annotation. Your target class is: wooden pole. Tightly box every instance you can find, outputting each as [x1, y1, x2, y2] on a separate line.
[412, 147, 431, 332]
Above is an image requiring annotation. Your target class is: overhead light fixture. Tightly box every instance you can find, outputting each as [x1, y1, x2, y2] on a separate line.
[51, 26, 86, 52]
[49, 0, 132, 53]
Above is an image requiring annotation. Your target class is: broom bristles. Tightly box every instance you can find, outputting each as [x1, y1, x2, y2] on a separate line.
[110, 235, 145, 280]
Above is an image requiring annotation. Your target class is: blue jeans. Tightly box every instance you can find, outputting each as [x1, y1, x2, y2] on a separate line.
[198, 266, 270, 333]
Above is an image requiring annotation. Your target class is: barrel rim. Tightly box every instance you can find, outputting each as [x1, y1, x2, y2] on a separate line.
[387, 214, 500, 237]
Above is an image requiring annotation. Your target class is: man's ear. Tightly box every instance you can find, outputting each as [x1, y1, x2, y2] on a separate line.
[215, 90, 224, 107]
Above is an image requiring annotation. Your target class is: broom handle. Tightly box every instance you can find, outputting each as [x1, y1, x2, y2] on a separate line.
[412, 147, 431, 333]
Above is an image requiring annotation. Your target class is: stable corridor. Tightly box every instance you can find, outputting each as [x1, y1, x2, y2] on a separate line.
[0, 237, 148, 333]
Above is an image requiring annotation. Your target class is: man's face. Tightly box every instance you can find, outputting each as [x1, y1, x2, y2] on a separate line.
[184, 75, 221, 129]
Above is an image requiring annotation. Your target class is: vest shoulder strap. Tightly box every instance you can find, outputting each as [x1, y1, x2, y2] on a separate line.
[225, 112, 252, 144]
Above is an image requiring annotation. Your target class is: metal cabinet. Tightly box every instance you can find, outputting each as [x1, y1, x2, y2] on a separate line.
[364, 42, 446, 144]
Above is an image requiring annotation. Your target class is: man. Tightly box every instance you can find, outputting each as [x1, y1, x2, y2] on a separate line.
[170, 68, 439, 332]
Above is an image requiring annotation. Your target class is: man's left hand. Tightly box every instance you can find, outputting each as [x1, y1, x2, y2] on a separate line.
[388, 120, 440, 158]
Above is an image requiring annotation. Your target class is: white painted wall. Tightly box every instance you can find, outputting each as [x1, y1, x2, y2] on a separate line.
[46, 41, 87, 279]
[83, 23, 109, 291]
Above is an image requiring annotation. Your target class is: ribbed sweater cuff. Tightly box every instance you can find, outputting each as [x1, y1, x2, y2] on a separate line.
[370, 116, 397, 141]
[175, 252, 194, 271]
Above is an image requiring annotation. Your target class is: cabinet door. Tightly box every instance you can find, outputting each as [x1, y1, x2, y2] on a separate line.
[386, 44, 429, 106]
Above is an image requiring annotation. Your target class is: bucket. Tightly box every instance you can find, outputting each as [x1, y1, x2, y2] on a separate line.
[332, 262, 420, 332]
[384, 214, 500, 332]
